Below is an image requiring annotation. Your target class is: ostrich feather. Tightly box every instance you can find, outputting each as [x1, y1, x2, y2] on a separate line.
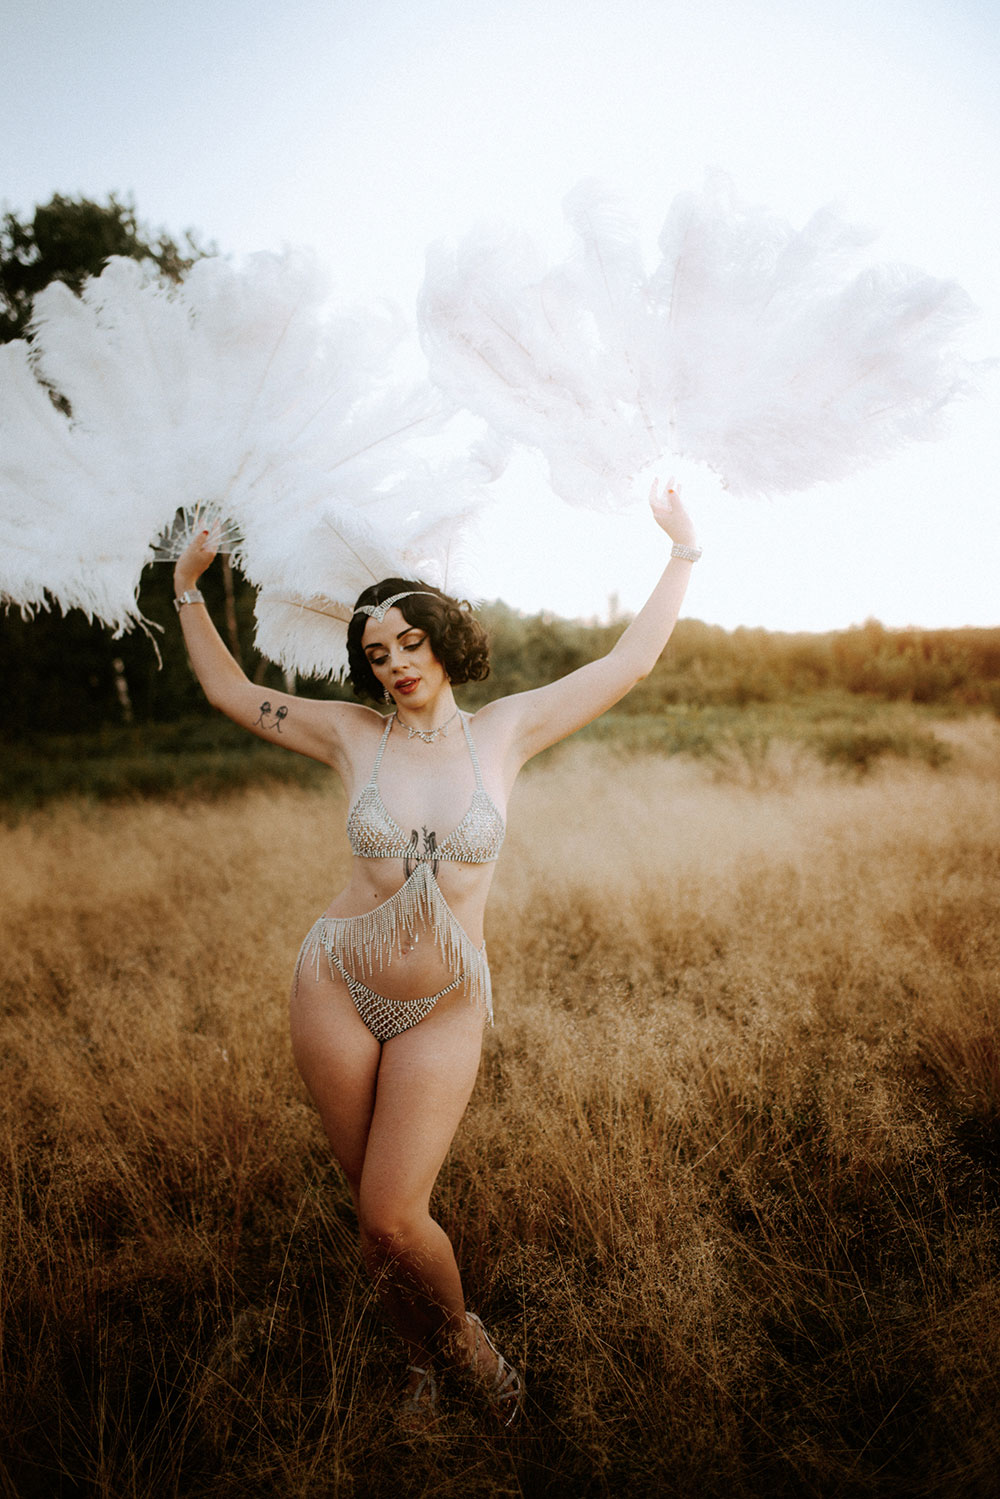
[248, 436, 500, 680]
[418, 173, 976, 507]
[0, 333, 164, 628]
[0, 250, 500, 672]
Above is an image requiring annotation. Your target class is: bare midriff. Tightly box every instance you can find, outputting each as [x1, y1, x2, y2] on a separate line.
[320, 856, 496, 1002]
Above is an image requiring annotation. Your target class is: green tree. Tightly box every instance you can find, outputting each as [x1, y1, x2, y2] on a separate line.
[0, 193, 214, 343]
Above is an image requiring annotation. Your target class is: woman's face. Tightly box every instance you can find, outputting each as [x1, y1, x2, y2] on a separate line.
[361, 606, 448, 706]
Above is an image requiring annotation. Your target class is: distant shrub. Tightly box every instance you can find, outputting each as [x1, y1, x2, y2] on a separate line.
[817, 727, 952, 773]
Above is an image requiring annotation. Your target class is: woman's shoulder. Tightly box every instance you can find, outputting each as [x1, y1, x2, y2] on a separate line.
[325, 699, 385, 726]
[463, 697, 527, 778]
[304, 701, 389, 785]
[327, 701, 394, 746]
[300, 698, 386, 763]
[465, 692, 537, 735]
[464, 696, 513, 733]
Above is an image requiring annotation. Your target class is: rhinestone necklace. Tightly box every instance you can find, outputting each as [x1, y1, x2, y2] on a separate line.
[396, 707, 460, 744]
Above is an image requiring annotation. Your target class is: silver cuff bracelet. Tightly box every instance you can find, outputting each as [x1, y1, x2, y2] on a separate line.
[173, 589, 206, 611]
[670, 543, 702, 562]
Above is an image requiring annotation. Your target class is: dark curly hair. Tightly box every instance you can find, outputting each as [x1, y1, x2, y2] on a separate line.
[346, 578, 490, 702]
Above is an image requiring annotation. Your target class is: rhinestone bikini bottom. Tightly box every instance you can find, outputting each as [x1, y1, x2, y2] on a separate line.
[328, 950, 465, 1041]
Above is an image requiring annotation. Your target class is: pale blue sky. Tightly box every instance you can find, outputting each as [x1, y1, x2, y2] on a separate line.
[3, 0, 998, 628]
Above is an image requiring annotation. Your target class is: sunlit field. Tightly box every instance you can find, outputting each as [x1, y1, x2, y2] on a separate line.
[2, 720, 999, 1498]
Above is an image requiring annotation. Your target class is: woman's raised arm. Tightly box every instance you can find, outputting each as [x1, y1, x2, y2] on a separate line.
[173, 529, 359, 766]
[489, 480, 700, 766]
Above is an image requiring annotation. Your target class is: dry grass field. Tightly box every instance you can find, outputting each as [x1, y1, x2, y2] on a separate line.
[2, 720, 999, 1498]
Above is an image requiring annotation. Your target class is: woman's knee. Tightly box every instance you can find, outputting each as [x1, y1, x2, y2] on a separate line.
[357, 1189, 429, 1255]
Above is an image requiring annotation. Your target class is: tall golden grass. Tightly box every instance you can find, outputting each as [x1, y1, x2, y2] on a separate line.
[2, 721, 999, 1497]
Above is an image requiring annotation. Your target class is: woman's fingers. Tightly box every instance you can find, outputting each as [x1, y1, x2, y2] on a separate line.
[647, 476, 697, 546]
[174, 527, 218, 589]
[648, 476, 681, 511]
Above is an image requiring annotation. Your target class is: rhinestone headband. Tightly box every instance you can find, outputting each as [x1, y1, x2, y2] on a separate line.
[352, 590, 439, 624]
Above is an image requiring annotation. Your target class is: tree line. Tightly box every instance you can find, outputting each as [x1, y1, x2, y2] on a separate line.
[4, 573, 998, 738]
[471, 606, 1000, 714]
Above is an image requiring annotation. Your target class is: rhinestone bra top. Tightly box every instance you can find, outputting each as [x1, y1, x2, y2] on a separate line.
[347, 713, 506, 864]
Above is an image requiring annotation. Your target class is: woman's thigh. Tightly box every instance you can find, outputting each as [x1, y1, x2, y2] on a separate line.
[360, 991, 486, 1227]
[289, 952, 382, 1194]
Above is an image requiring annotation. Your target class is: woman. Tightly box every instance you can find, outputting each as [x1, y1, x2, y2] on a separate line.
[173, 480, 700, 1428]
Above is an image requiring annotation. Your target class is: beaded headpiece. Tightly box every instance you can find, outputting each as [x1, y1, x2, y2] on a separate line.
[352, 590, 440, 624]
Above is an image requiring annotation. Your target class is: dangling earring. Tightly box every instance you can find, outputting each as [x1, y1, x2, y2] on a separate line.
[384, 688, 392, 705]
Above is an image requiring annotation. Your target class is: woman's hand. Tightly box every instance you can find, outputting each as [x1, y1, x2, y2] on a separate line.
[173, 527, 219, 594]
[649, 477, 698, 550]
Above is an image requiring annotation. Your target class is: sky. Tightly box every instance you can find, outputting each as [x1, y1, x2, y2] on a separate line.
[3, 0, 998, 631]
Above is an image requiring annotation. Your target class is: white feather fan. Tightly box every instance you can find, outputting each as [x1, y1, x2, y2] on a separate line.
[0, 250, 497, 672]
[418, 173, 976, 508]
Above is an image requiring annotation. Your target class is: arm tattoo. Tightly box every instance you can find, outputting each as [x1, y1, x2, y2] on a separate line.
[253, 700, 288, 732]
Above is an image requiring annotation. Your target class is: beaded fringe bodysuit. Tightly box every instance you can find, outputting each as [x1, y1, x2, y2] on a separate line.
[296, 713, 505, 1042]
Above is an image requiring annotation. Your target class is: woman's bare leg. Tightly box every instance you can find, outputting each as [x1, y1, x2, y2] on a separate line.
[291, 960, 438, 1355]
[290, 958, 486, 1369]
[289, 957, 381, 1194]
[356, 991, 486, 1365]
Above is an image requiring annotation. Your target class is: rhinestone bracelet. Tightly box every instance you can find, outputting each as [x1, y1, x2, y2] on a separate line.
[670, 543, 703, 562]
[173, 589, 206, 611]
